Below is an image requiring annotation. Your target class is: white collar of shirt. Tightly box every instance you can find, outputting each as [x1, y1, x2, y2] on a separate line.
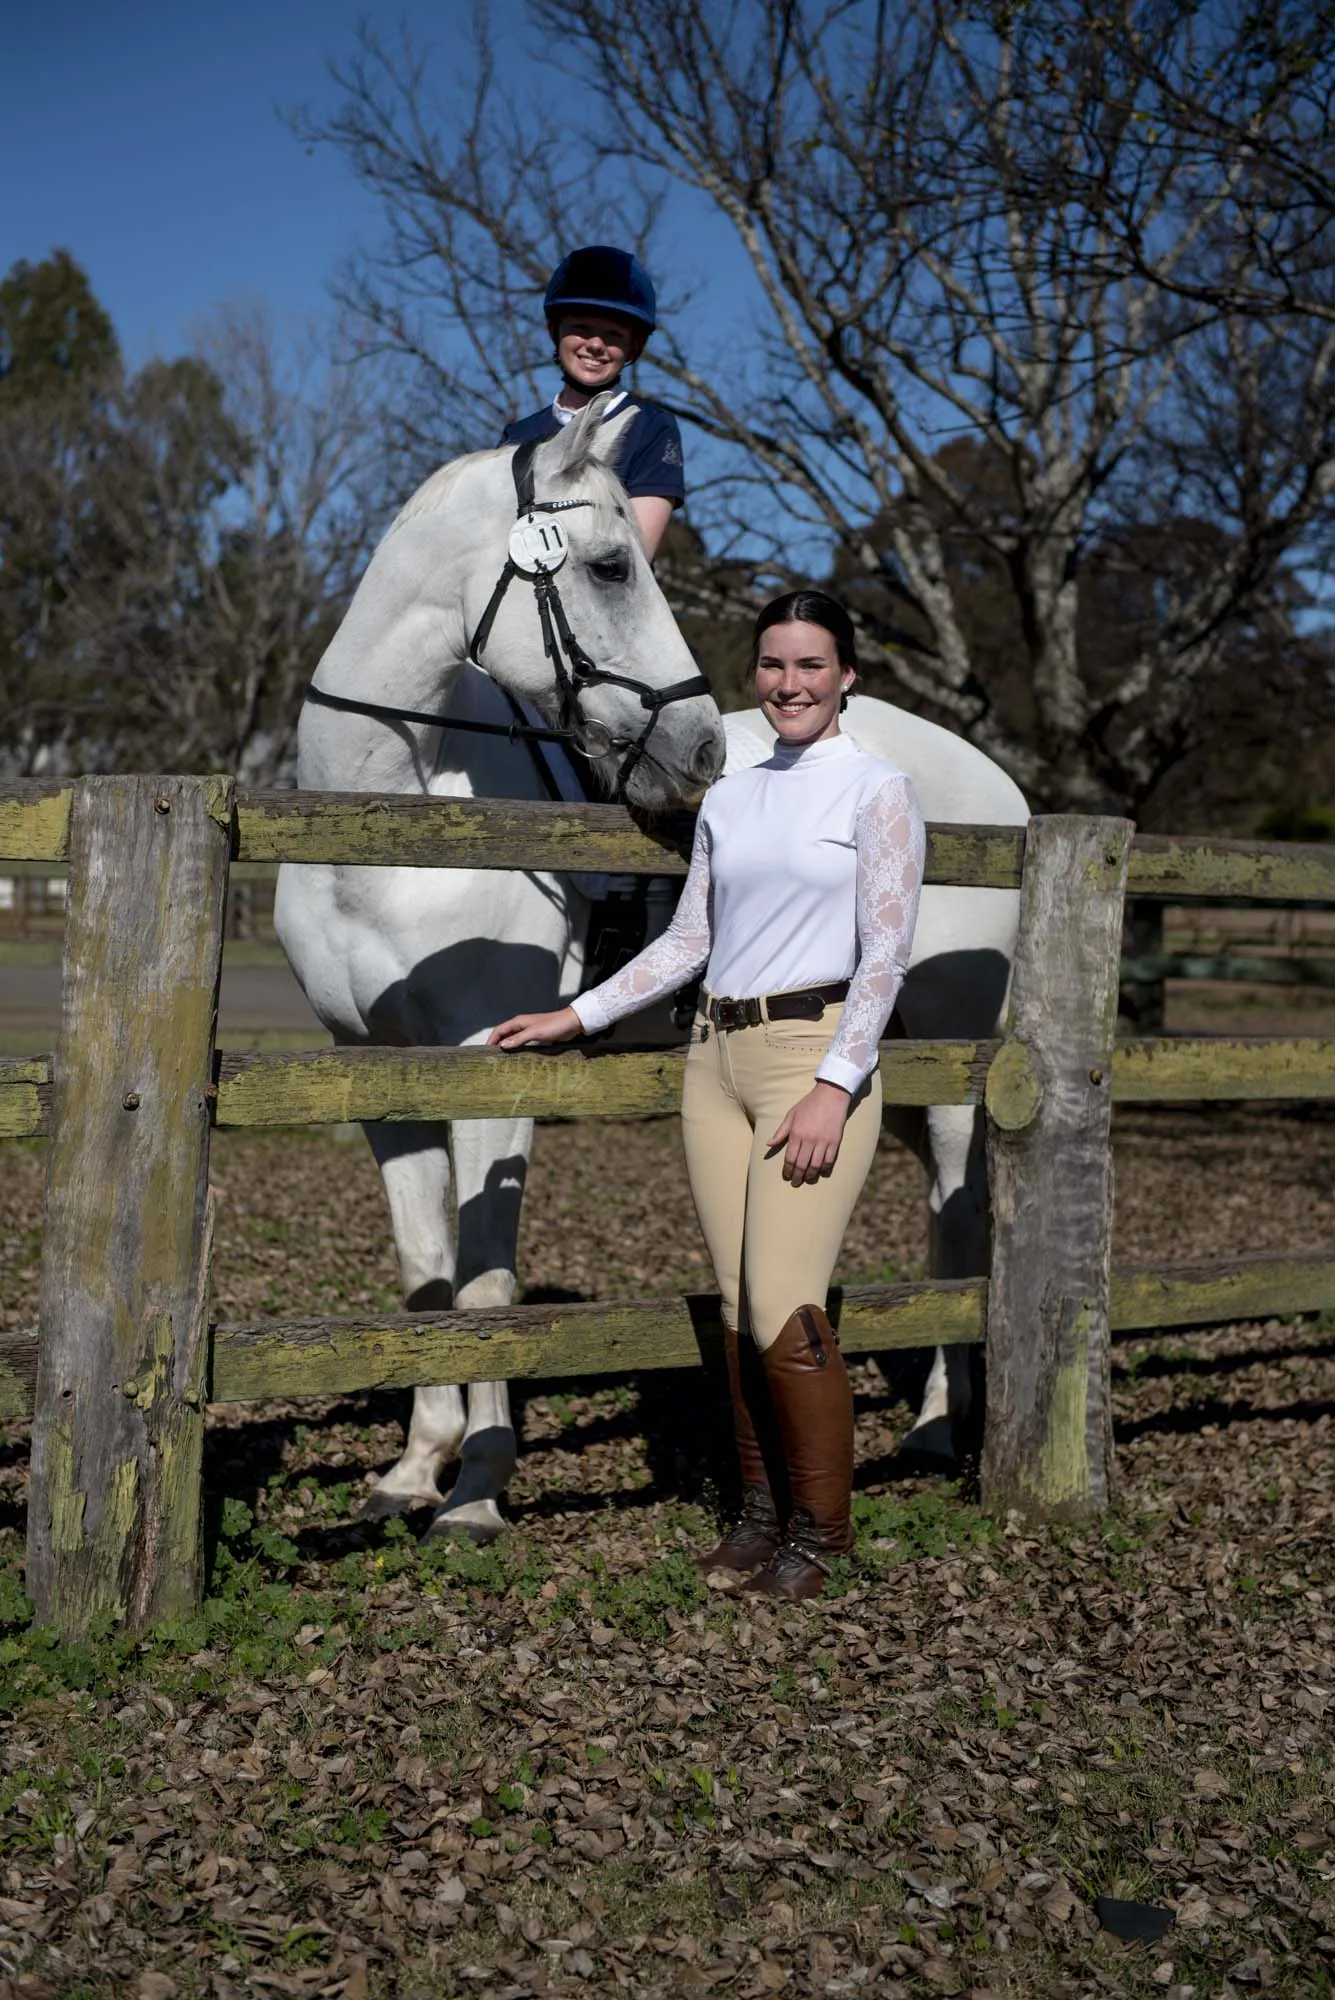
[552, 388, 628, 427]
[769, 731, 860, 770]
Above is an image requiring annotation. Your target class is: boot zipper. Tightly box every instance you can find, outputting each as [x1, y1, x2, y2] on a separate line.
[799, 1307, 828, 1367]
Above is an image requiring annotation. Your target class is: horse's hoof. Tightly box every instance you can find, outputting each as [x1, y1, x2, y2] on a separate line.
[894, 1416, 959, 1472]
[420, 1506, 506, 1548]
[357, 1486, 443, 1523]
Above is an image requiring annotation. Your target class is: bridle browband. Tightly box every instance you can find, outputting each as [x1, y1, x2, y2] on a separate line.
[303, 437, 711, 805]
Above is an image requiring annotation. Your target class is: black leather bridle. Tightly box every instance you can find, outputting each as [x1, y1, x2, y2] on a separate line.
[304, 438, 711, 805]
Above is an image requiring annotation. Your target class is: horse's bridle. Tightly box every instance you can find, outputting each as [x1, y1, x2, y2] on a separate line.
[304, 438, 711, 805]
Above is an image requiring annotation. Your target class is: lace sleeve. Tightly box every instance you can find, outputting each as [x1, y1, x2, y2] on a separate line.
[816, 773, 925, 1094]
[571, 816, 713, 1033]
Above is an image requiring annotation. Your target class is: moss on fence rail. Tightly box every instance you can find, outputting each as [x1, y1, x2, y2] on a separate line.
[4, 1247, 1333, 1421]
[234, 795, 1031, 885]
[1113, 1036, 1335, 1099]
[208, 1280, 986, 1403]
[6, 1035, 1335, 1140]
[8, 781, 1335, 900]
[213, 1039, 999, 1126]
[0, 782, 70, 863]
[0, 1058, 49, 1138]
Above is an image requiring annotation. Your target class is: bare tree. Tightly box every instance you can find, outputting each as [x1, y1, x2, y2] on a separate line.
[0, 284, 381, 782]
[1094, 0, 1335, 329]
[185, 305, 382, 781]
[304, 0, 1335, 813]
[301, 21, 665, 477]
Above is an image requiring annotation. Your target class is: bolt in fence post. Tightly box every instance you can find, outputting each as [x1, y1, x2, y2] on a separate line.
[26, 774, 233, 1637]
[981, 813, 1133, 1523]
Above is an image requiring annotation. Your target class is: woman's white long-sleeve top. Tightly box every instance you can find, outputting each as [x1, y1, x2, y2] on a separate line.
[570, 732, 926, 1095]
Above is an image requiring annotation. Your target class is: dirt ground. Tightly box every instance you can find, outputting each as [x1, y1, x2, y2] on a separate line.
[2, 1105, 1335, 2000]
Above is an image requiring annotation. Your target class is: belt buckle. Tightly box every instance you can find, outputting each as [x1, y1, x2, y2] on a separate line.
[713, 996, 756, 1031]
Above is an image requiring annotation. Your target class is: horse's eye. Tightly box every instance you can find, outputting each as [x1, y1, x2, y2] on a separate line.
[589, 551, 632, 584]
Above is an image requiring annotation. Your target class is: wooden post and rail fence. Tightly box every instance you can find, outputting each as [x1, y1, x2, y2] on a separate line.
[3, 774, 1335, 1637]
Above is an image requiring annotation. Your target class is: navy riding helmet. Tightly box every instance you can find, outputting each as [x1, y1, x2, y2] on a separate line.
[543, 246, 657, 333]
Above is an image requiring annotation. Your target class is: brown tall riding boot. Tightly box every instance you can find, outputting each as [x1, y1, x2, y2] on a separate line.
[743, 1305, 854, 1601]
[695, 1323, 783, 1576]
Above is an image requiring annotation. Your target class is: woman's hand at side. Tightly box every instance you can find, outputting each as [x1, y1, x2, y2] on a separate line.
[488, 1007, 584, 1050]
[767, 1081, 851, 1185]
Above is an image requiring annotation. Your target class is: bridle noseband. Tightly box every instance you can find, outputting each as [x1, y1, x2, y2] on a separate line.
[305, 437, 711, 805]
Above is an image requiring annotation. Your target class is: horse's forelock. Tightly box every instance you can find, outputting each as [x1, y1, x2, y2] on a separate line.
[548, 453, 628, 539]
[386, 413, 631, 546]
[538, 394, 635, 527]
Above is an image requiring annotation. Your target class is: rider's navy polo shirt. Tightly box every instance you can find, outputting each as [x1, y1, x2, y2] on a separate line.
[500, 393, 686, 507]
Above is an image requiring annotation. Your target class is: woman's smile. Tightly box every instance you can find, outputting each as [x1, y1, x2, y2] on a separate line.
[754, 619, 855, 746]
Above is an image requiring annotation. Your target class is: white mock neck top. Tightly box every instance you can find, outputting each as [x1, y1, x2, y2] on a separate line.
[571, 731, 925, 1093]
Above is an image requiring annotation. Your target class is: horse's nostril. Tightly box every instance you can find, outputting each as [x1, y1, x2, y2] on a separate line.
[692, 735, 726, 785]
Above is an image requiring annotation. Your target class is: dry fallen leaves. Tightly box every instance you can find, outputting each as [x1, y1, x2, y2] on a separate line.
[1, 1111, 1334, 1997]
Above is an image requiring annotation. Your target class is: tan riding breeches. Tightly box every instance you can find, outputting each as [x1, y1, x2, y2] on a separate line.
[680, 1002, 882, 1353]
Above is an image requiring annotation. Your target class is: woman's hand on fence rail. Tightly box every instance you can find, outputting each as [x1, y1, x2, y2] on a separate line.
[488, 1007, 585, 1051]
[768, 1081, 851, 1185]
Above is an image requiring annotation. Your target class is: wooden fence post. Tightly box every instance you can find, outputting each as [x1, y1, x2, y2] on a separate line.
[981, 814, 1132, 1522]
[26, 775, 232, 1637]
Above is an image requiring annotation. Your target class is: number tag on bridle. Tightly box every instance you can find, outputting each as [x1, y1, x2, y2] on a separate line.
[509, 513, 570, 575]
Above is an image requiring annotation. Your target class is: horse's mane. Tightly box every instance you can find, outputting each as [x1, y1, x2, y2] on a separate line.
[386, 452, 490, 535]
[385, 416, 630, 541]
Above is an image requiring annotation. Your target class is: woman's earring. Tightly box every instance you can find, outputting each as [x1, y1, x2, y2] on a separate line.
[839, 682, 853, 712]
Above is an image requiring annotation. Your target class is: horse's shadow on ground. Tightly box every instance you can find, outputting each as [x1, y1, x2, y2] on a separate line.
[197, 1299, 1335, 1573]
[208, 1309, 972, 1565]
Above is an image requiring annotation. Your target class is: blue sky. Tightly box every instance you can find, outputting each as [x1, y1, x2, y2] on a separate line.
[3, 1, 472, 366]
[3, 0, 771, 545]
[4, 0, 747, 367]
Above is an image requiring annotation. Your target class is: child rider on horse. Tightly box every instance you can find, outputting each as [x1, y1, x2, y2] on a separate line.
[502, 246, 684, 561]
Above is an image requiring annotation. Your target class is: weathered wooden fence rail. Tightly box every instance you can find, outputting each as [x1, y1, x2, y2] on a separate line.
[5, 1249, 1333, 1419]
[10, 774, 1335, 893]
[4, 774, 1335, 1635]
[7, 1033, 1335, 1142]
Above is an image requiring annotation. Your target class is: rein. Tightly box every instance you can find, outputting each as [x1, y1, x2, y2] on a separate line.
[303, 437, 710, 805]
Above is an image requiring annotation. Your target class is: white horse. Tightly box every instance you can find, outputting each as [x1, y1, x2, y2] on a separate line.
[275, 399, 725, 1540]
[277, 407, 1028, 1541]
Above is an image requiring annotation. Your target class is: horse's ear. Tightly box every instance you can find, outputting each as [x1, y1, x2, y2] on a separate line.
[542, 390, 635, 480]
[582, 399, 636, 468]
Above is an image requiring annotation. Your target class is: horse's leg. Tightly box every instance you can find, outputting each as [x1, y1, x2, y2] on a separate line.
[885, 942, 1012, 1471]
[422, 1114, 531, 1545]
[898, 1101, 988, 1466]
[358, 1119, 466, 1520]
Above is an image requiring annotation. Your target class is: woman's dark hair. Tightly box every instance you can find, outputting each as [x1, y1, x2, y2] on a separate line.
[751, 589, 859, 673]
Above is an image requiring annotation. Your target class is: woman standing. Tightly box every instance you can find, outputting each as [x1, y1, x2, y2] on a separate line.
[489, 591, 926, 1600]
[501, 245, 684, 560]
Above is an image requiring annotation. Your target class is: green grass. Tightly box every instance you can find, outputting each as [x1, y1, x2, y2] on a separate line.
[851, 1483, 993, 1565]
[0, 1484, 725, 1718]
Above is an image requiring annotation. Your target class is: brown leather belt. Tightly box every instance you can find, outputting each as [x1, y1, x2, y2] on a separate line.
[704, 981, 850, 1031]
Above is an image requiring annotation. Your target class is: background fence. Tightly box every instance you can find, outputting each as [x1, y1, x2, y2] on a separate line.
[2, 774, 1335, 1637]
